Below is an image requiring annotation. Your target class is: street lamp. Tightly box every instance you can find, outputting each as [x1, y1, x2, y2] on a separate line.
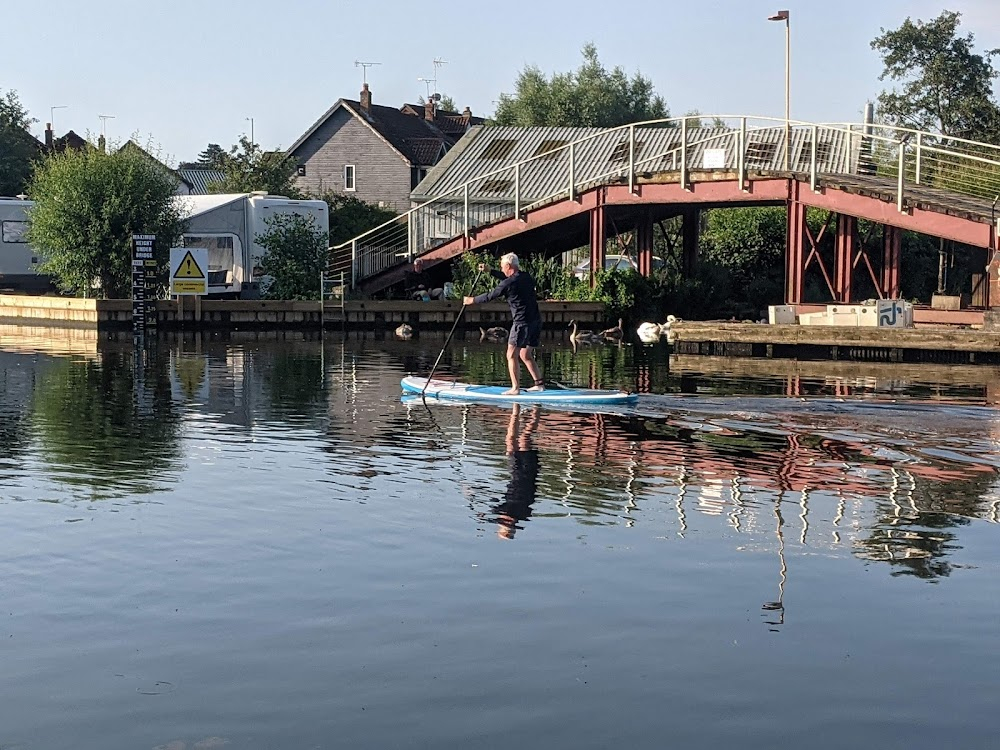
[246, 116, 254, 145]
[768, 9, 791, 171]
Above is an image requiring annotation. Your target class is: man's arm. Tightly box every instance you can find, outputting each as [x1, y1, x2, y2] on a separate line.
[474, 274, 515, 304]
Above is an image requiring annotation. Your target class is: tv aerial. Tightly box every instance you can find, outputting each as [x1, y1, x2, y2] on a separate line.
[354, 60, 382, 84]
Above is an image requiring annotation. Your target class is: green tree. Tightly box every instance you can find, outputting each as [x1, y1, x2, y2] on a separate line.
[27, 141, 184, 298]
[419, 94, 458, 112]
[209, 136, 301, 196]
[493, 43, 669, 127]
[323, 191, 397, 247]
[179, 143, 227, 170]
[256, 212, 329, 299]
[871, 10, 1000, 140]
[0, 89, 39, 196]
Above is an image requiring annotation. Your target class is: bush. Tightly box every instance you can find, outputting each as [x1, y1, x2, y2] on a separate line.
[256, 213, 329, 300]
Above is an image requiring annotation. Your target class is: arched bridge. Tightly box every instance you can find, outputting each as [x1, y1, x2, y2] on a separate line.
[330, 116, 1000, 306]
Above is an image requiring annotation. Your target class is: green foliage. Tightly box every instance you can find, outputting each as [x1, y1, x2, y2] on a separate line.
[0, 88, 39, 196]
[418, 94, 458, 112]
[27, 140, 184, 298]
[493, 43, 669, 127]
[179, 143, 227, 170]
[871, 10, 1000, 140]
[449, 249, 498, 298]
[256, 212, 329, 300]
[321, 191, 398, 247]
[209, 136, 302, 196]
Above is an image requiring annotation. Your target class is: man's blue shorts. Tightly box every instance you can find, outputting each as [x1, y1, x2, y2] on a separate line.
[509, 319, 541, 348]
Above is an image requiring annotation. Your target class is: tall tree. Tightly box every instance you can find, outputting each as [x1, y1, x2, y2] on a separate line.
[196, 143, 227, 169]
[209, 136, 301, 196]
[27, 142, 184, 298]
[0, 89, 39, 195]
[493, 43, 669, 127]
[871, 11, 1000, 140]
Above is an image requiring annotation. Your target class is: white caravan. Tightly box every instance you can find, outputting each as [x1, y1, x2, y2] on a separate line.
[0, 197, 49, 291]
[174, 192, 329, 298]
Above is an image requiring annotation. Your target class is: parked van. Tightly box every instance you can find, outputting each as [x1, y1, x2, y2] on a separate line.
[0, 197, 50, 292]
[175, 192, 329, 298]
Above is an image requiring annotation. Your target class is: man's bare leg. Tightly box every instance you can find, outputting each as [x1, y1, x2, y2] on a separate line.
[502, 345, 521, 395]
[522, 347, 544, 391]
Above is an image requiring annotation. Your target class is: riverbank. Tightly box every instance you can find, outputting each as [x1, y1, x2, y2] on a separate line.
[0, 295, 605, 331]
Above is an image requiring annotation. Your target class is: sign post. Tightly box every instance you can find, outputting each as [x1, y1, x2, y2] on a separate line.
[131, 234, 158, 335]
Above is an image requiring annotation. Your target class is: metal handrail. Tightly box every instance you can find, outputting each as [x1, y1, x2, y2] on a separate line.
[331, 114, 1000, 286]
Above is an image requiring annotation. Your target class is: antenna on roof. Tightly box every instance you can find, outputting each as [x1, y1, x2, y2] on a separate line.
[354, 60, 382, 85]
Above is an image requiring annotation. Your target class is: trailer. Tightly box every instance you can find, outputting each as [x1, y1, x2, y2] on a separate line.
[175, 192, 329, 298]
[0, 197, 50, 292]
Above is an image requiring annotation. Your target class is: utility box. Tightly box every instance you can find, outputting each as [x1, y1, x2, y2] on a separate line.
[768, 304, 797, 325]
[876, 299, 912, 328]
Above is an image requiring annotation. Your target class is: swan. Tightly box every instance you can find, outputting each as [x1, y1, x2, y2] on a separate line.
[569, 319, 603, 344]
[479, 325, 508, 342]
[395, 323, 413, 339]
[600, 318, 624, 341]
[636, 315, 679, 344]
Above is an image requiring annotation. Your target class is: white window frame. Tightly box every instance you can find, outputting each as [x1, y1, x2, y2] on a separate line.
[344, 164, 356, 191]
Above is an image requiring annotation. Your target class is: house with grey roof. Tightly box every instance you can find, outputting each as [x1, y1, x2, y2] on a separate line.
[287, 84, 484, 211]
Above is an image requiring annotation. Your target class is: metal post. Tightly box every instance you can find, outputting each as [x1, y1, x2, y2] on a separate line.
[407, 211, 414, 262]
[628, 124, 635, 194]
[514, 164, 521, 220]
[680, 117, 689, 190]
[351, 239, 357, 288]
[568, 142, 576, 202]
[810, 124, 818, 192]
[784, 18, 790, 172]
[738, 117, 747, 190]
[914, 132, 922, 185]
[319, 269, 324, 329]
[897, 145, 906, 213]
[463, 184, 469, 239]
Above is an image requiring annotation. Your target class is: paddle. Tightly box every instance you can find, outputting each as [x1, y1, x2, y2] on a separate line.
[421, 265, 485, 397]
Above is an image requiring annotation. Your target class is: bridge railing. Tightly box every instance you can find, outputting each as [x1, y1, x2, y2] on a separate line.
[330, 116, 1000, 288]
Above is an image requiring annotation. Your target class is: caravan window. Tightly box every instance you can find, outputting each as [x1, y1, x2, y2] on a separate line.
[183, 233, 241, 286]
[2, 221, 28, 243]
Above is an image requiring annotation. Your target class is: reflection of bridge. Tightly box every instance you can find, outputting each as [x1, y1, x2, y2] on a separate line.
[332, 116, 1000, 306]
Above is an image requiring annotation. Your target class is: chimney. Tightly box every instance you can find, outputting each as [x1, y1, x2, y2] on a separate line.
[462, 106, 472, 118]
[98, 134, 106, 152]
[424, 99, 435, 121]
[360, 83, 372, 114]
[45, 123, 53, 148]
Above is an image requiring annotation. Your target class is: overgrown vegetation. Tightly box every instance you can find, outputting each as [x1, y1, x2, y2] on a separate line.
[256, 213, 329, 300]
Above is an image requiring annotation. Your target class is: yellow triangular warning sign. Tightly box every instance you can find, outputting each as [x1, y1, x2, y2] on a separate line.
[174, 250, 205, 279]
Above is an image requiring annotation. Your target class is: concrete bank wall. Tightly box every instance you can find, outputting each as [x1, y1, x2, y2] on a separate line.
[0, 295, 606, 331]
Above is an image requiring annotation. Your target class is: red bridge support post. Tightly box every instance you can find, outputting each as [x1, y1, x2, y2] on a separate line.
[882, 225, 901, 299]
[682, 207, 700, 276]
[589, 190, 606, 288]
[786, 190, 807, 304]
[637, 209, 654, 276]
[834, 214, 856, 303]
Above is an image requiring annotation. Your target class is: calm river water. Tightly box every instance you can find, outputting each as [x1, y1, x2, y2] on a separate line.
[1, 327, 998, 750]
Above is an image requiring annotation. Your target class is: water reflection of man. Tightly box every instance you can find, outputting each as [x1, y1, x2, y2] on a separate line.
[491, 404, 541, 539]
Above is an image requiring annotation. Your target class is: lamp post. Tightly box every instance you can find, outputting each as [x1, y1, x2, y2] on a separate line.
[246, 117, 254, 145]
[768, 9, 790, 171]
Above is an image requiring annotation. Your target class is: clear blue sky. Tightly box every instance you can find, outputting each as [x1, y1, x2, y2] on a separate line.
[4, 0, 998, 165]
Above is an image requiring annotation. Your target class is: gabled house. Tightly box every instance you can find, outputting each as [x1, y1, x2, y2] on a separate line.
[287, 84, 485, 211]
[116, 140, 224, 195]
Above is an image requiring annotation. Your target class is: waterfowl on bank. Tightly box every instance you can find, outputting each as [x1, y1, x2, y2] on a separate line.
[479, 326, 508, 342]
[636, 315, 679, 344]
[569, 319, 604, 344]
[395, 323, 414, 339]
[600, 318, 624, 341]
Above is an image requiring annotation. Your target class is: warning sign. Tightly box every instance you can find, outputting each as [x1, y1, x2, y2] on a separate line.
[169, 247, 208, 295]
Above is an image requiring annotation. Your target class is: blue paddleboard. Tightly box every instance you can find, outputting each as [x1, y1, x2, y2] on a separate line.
[401, 376, 638, 405]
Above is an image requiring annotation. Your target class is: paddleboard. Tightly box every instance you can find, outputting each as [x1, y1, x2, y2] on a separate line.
[401, 376, 639, 405]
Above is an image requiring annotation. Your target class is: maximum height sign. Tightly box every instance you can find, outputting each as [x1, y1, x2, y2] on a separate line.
[170, 247, 208, 295]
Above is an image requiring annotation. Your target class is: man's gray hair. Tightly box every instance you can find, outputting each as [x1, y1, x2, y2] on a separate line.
[500, 252, 520, 269]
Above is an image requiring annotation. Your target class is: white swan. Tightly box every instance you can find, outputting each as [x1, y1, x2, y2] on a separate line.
[569, 320, 604, 344]
[395, 323, 413, 339]
[636, 315, 679, 344]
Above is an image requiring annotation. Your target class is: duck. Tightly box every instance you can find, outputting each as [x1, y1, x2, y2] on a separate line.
[479, 325, 508, 342]
[600, 318, 624, 341]
[395, 323, 413, 339]
[568, 319, 604, 344]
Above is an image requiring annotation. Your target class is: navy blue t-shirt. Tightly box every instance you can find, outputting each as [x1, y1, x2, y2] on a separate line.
[474, 270, 540, 325]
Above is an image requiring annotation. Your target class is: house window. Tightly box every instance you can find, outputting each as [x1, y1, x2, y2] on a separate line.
[479, 178, 512, 194]
[746, 141, 779, 166]
[297, 164, 307, 177]
[344, 164, 356, 191]
[533, 140, 567, 159]
[798, 141, 832, 169]
[609, 140, 645, 163]
[480, 139, 517, 160]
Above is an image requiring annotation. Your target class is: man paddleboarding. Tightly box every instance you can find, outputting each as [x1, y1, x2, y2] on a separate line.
[464, 253, 544, 395]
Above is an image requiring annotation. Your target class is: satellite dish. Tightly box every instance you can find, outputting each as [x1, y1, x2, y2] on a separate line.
[432, 93, 442, 102]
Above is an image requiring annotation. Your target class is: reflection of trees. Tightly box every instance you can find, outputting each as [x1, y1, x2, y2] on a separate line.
[30, 347, 182, 498]
[260, 345, 326, 422]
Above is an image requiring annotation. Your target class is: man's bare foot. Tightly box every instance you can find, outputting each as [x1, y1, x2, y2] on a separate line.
[501, 388, 520, 396]
[526, 384, 545, 392]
